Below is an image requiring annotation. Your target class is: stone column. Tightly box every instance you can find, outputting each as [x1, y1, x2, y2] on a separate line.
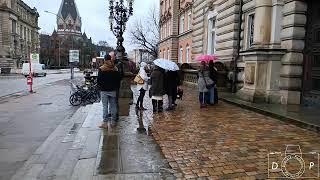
[279, 1, 307, 104]
[253, 0, 272, 48]
[237, 0, 284, 103]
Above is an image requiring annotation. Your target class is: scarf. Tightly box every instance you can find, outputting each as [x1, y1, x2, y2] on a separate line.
[100, 61, 116, 72]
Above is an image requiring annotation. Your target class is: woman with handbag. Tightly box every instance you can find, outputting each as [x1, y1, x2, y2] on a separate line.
[135, 62, 149, 110]
[198, 61, 214, 108]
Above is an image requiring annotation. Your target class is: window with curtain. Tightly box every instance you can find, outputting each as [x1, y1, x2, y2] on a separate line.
[248, 14, 255, 48]
[187, 11, 192, 30]
[186, 46, 190, 63]
[168, 20, 171, 36]
[180, 15, 184, 34]
[207, 17, 216, 54]
[179, 48, 183, 63]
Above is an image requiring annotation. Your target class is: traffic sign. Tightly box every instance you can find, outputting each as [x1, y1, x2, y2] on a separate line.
[30, 53, 39, 64]
[69, 50, 80, 63]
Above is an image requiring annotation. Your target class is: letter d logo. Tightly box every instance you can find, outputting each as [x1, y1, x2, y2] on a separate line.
[272, 162, 278, 170]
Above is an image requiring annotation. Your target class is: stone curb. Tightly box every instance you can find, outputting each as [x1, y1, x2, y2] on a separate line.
[220, 97, 320, 133]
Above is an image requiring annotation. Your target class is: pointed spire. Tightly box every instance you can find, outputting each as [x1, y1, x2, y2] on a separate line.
[58, 0, 80, 21]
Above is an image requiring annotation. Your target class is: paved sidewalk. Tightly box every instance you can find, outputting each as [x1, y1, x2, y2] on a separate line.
[150, 87, 320, 179]
[220, 92, 320, 132]
[10, 98, 174, 180]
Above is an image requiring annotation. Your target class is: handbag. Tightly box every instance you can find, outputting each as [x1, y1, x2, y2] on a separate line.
[202, 71, 214, 89]
[134, 74, 144, 84]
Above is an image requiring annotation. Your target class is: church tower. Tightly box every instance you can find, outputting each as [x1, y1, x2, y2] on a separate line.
[57, 0, 82, 36]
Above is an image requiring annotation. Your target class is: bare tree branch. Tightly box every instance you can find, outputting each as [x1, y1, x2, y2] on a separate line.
[129, 5, 160, 60]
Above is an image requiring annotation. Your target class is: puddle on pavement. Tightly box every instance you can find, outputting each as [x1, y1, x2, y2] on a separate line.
[96, 104, 175, 178]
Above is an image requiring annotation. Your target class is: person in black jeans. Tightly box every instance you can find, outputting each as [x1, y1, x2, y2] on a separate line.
[165, 71, 179, 111]
[150, 66, 165, 113]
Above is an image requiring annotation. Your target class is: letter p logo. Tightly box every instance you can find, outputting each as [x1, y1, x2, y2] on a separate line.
[309, 162, 315, 170]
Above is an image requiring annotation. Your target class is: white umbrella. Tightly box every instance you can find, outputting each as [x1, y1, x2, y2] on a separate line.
[153, 58, 179, 71]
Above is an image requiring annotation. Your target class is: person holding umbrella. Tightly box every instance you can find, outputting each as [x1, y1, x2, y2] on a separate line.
[165, 70, 180, 111]
[152, 58, 180, 112]
[150, 65, 165, 113]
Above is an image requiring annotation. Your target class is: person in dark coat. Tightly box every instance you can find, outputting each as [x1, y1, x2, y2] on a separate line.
[150, 66, 165, 113]
[165, 70, 179, 111]
[97, 55, 121, 129]
[208, 60, 218, 104]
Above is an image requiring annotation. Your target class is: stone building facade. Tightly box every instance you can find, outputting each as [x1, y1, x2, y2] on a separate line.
[159, 0, 320, 105]
[0, 0, 40, 73]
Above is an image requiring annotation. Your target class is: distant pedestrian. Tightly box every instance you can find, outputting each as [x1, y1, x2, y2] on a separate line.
[135, 62, 150, 110]
[165, 70, 179, 111]
[208, 60, 218, 104]
[150, 66, 165, 113]
[97, 55, 121, 129]
[198, 61, 214, 108]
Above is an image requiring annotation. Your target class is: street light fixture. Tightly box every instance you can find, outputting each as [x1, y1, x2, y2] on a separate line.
[108, 0, 134, 62]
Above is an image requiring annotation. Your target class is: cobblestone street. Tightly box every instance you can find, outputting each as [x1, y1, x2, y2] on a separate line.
[147, 88, 320, 179]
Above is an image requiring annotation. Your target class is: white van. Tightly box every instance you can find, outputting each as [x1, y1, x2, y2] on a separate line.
[22, 63, 47, 77]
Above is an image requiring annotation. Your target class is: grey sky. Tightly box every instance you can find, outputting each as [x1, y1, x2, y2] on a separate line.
[23, 0, 159, 50]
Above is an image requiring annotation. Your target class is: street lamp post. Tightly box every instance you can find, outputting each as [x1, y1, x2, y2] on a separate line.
[108, 0, 134, 63]
[108, 0, 135, 103]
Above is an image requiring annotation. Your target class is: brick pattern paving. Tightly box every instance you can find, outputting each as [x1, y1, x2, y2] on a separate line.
[147, 88, 320, 179]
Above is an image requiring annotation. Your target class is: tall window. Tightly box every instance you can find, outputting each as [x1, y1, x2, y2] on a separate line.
[24, 27, 26, 40]
[179, 48, 183, 63]
[164, 23, 167, 38]
[187, 11, 192, 30]
[164, 50, 167, 59]
[180, 15, 184, 34]
[168, 20, 171, 36]
[11, 20, 16, 34]
[20, 25, 23, 37]
[248, 14, 255, 48]
[186, 46, 190, 63]
[167, 49, 170, 59]
[207, 17, 216, 54]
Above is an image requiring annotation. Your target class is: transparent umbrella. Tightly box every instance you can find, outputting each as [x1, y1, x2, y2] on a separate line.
[153, 58, 179, 71]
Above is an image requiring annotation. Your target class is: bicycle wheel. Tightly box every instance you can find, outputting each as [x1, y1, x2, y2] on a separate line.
[69, 93, 82, 106]
[86, 92, 97, 104]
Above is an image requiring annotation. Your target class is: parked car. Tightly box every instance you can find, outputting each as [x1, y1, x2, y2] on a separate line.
[22, 63, 47, 77]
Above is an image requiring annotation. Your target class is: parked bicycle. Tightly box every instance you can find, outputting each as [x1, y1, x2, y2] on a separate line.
[69, 84, 100, 106]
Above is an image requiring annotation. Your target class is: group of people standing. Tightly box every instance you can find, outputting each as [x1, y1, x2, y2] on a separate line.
[197, 60, 218, 108]
[97, 53, 218, 129]
[135, 63, 181, 113]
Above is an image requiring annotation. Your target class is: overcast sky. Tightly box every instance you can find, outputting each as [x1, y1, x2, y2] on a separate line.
[23, 0, 158, 50]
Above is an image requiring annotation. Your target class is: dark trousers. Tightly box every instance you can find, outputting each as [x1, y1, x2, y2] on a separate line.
[136, 88, 146, 108]
[199, 92, 210, 105]
[152, 99, 163, 112]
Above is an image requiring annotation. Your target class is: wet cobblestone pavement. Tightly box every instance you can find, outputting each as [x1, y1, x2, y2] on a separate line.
[147, 87, 320, 179]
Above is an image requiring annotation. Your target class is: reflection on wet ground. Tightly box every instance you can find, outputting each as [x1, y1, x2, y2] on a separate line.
[96, 101, 175, 179]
